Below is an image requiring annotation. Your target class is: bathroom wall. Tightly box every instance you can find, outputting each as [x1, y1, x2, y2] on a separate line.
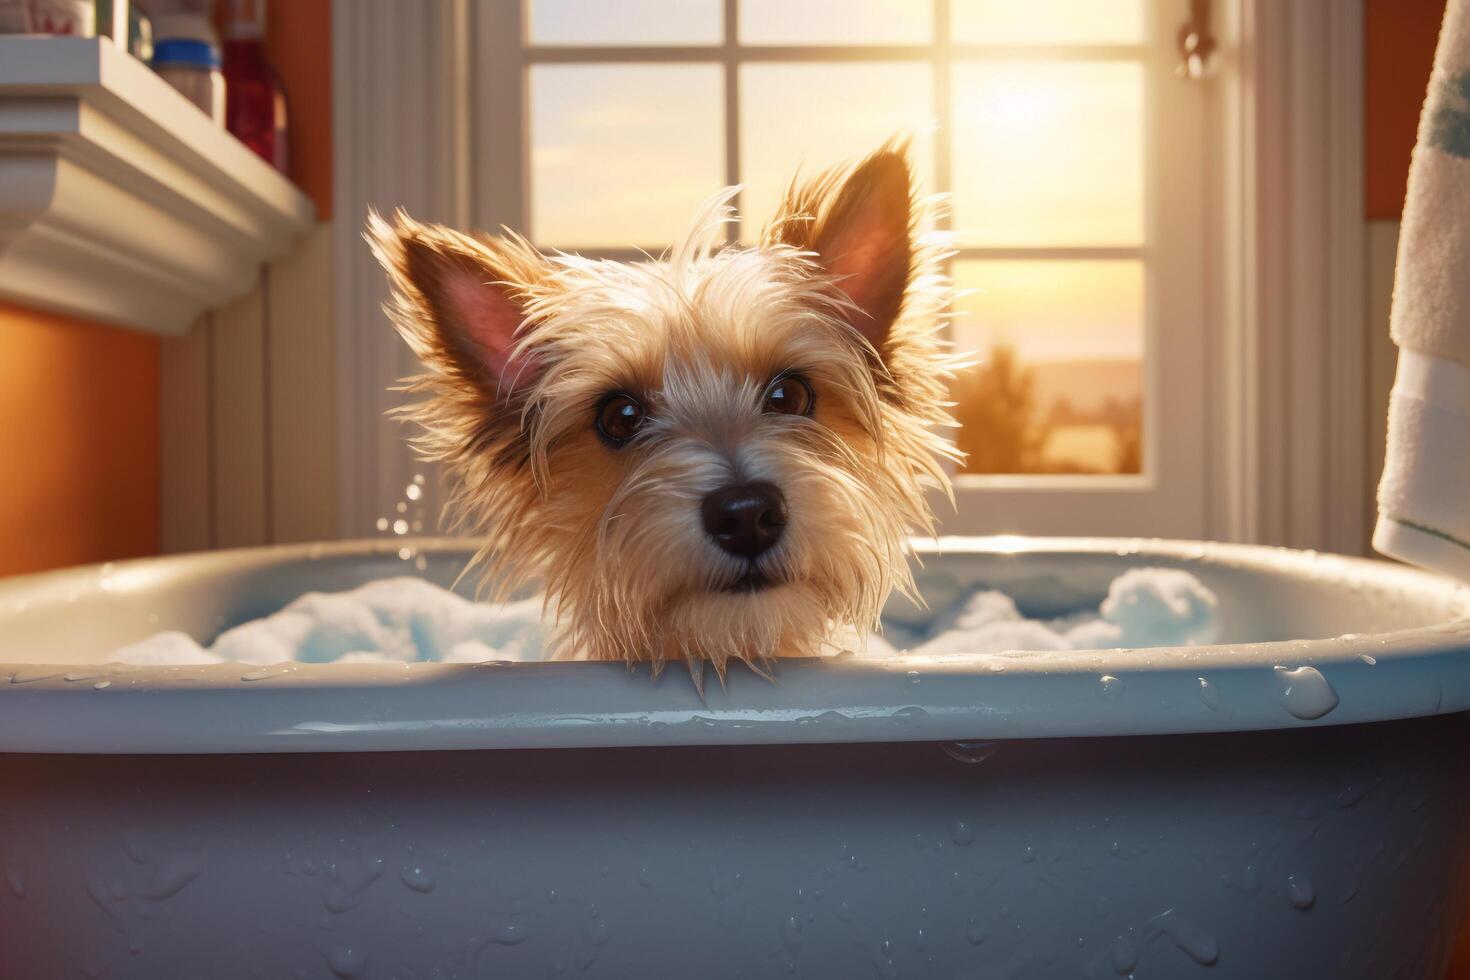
[159, 0, 337, 553]
[0, 305, 160, 578]
[0, 1, 333, 578]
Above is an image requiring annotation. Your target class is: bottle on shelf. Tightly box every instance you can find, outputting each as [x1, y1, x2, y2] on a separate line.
[0, 0, 95, 34]
[220, 0, 288, 174]
[150, 2, 223, 124]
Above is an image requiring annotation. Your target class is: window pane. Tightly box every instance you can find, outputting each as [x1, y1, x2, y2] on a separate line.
[951, 62, 1143, 246]
[952, 0, 1145, 45]
[739, 0, 932, 45]
[950, 260, 1144, 475]
[740, 63, 934, 239]
[530, 65, 724, 248]
[528, 0, 722, 45]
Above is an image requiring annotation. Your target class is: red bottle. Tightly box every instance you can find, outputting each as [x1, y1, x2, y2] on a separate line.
[221, 0, 288, 174]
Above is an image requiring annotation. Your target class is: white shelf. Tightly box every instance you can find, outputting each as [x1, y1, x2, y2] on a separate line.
[0, 36, 316, 335]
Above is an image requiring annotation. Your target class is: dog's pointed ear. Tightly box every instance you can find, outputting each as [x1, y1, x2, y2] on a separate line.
[367, 210, 550, 397]
[764, 144, 916, 353]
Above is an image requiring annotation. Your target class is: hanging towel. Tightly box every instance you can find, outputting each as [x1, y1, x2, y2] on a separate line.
[1374, 0, 1470, 582]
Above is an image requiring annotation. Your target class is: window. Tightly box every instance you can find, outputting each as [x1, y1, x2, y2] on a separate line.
[470, 0, 1208, 537]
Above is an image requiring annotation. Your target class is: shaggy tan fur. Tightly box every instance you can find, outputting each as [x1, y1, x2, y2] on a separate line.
[367, 143, 960, 681]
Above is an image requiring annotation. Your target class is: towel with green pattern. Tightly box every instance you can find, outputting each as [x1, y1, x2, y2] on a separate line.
[1375, 0, 1470, 582]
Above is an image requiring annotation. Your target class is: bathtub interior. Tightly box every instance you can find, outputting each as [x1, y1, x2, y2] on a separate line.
[2, 536, 1468, 667]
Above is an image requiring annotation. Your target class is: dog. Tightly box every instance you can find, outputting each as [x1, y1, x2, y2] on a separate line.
[368, 142, 960, 681]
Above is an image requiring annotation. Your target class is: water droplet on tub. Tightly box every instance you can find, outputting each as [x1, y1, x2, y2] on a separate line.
[637, 867, 652, 887]
[1275, 666, 1339, 720]
[906, 671, 920, 684]
[1197, 677, 1222, 710]
[1335, 782, 1369, 808]
[781, 914, 803, 953]
[93, 680, 111, 690]
[322, 855, 385, 913]
[240, 666, 294, 682]
[547, 889, 559, 904]
[400, 866, 436, 893]
[835, 900, 854, 923]
[328, 947, 366, 977]
[966, 914, 988, 945]
[913, 926, 927, 951]
[63, 672, 101, 682]
[951, 821, 976, 846]
[1098, 675, 1124, 700]
[1286, 873, 1315, 909]
[1148, 909, 1218, 965]
[9, 670, 62, 684]
[1359, 654, 1377, 665]
[137, 852, 204, 900]
[398, 547, 413, 561]
[1021, 846, 1037, 864]
[1111, 935, 1139, 973]
[1222, 861, 1261, 894]
[485, 921, 529, 945]
[942, 741, 998, 764]
[708, 868, 743, 898]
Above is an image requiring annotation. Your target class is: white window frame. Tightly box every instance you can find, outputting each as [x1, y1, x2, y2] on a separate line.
[333, 0, 1367, 554]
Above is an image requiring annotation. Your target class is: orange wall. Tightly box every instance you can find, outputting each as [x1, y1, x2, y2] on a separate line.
[0, 0, 331, 580]
[0, 303, 160, 578]
[268, 0, 332, 218]
[1365, 0, 1447, 219]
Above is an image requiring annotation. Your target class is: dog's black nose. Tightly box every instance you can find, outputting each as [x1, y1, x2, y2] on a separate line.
[702, 482, 787, 558]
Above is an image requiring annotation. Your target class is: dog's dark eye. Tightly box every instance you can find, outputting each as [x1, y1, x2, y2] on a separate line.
[763, 374, 815, 417]
[595, 392, 645, 446]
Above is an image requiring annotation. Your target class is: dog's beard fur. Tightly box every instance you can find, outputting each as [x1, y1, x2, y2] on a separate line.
[368, 143, 960, 681]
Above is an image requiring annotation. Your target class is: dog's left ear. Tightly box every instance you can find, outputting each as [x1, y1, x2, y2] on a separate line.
[764, 145, 915, 354]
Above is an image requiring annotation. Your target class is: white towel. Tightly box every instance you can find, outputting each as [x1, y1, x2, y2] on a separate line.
[1374, 0, 1470, 582]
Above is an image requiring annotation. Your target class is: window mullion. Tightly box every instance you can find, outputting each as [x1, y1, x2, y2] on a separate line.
[723, 0, 740, 245]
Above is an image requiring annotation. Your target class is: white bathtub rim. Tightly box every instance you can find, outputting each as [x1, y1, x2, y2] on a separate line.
[0, 536, 1467, 754]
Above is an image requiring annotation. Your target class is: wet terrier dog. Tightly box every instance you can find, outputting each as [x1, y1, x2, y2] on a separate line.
[369, 143, 958, 680]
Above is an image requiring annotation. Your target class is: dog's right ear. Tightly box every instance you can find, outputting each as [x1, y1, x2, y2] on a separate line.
[366, 210, 550, 398]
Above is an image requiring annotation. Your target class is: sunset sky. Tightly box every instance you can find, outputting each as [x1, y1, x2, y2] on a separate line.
[527, 0, 1146, 369]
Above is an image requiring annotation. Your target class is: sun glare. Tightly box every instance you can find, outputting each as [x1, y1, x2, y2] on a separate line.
[971, 86, 1052, 130]
[524, 0, 1148, 476]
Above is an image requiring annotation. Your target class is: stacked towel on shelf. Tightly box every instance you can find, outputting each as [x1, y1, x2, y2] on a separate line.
[1374, 0, 1470, 582]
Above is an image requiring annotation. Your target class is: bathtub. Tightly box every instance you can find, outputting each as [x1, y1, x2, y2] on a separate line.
[0, 537, 1468, 979]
